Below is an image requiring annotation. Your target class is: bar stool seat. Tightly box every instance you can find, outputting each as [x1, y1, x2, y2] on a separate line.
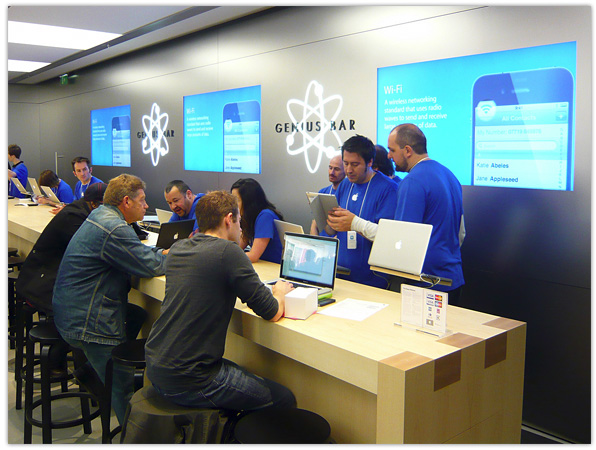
[24, 322, 99, 443]
[233, 407, 332, 444]
[120, 385, 227, 444]
[8, 255, 26, 271]
[8, 247, 19, 257]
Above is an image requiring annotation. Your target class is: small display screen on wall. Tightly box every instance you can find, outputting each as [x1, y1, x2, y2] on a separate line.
[90, 104, 132, 167]
[377, 41, 577, 191]
[184, 85, 261, 174]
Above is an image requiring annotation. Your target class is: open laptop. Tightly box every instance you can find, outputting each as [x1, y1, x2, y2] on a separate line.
[156, 208, 172, 225]
[10, 178, 30, 196]
[274, 219, 304, 248]
[41, 185, 62, 204]
[154, 219, 195, 249]
[28, 177, 46, 199]
[368, 219, 433, 276]
[265, 232, 339, 296]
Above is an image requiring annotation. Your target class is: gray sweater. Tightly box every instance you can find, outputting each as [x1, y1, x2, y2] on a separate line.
[145, 233, 279, 391]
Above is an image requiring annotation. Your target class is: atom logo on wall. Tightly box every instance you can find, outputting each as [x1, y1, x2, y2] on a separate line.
[142, 102, 169, 166]
[285, 80, 343, 174]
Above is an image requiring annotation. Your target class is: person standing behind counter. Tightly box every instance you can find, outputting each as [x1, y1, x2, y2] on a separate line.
[231, 178, 284, 263]
[146, 190, 296, 416]
[52, 174, 168, 425]
[348, 124, 465, 304]
[72, 156, 103, 200]
[164, 179, 205, 232]
[310, 154, 346, 235]
[8, 144, 28, 199]
[324, 135, 398, 289]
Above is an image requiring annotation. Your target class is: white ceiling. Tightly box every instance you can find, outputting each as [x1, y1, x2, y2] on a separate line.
[7, 4, 270, 85]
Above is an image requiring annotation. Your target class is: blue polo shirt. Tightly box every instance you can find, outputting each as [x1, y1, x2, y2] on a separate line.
[52, 180, 75, 203]
[74, 176, 103, 200]
[9, 161, 28, 198]
[253, 208, 283, 264]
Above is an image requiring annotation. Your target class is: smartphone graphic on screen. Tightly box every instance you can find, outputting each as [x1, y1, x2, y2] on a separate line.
[223, 100, 261, 174]
[472, 68, 574, 190]
[112, 115, 131, 167]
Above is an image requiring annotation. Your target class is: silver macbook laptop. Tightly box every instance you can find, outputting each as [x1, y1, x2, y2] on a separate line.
[265, 232, 339, 296]
[10, 178, 30, 196]
[274, 219, 304, 248]
[156, 208, 172, 225]
[368, 219, 433, 276]
[41, 185, 62, 204]
[28, 177, 45, 199]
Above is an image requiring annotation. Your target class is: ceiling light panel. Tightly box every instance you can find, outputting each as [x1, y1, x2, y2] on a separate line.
[8, 60, 50, 72]
[8, 21, 121, 50]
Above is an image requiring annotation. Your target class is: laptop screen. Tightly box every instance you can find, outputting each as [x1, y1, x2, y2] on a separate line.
[279, 232, 339, 289]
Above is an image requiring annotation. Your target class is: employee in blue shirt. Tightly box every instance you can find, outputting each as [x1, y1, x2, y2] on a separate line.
[37, 169, 75, 206]
[8, 144, 28, 198]
[310, 154, 346, 235]
[72, 156, 103, 200]
[324, 135, 398, 288]
[164, 180, 205, 232]
[231, 178, 284, 264]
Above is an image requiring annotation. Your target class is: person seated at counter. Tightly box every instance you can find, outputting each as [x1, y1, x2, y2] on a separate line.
[16, 182, 107, 375]
[145, 190, 296, 415]
[52, 174, 168, 425]
[163, 179, 204, 232]
[36, 169, 75, 206]
[231, 178, 284, 263]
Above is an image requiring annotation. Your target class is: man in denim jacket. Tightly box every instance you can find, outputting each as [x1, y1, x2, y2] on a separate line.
[53, 174, 168, 424]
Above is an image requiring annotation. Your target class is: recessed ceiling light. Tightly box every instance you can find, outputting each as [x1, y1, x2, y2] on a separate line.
[8, 21, 121, 50]
[8, 59, 50, 72]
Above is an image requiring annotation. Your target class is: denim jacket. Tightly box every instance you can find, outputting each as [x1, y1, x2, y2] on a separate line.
[53, 204, 166, 345]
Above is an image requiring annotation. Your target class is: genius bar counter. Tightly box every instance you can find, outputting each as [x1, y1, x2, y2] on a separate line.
[8, 199, 526, 444]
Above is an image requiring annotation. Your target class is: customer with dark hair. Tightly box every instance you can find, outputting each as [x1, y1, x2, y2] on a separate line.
[53, 174, 167, 424]
[37, 169, 75, 206]
[8, 144, 28, 198]
[373, 145, 401, 186]
[146, 190, 296, 414]
[231, 178, 284, 263]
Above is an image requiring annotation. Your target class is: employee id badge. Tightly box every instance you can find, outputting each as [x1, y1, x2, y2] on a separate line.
[347, 230, 357, 249]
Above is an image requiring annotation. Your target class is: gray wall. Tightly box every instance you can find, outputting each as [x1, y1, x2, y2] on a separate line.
[8, 6, 591, 442]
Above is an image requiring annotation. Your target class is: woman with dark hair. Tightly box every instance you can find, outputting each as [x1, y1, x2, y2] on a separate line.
[231, 178, 284, 263]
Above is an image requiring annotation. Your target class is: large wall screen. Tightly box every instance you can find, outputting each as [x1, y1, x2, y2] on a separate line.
[90, 104, 132, 167]
[377, 41, 576, 191]
[184, 85, 261, 174]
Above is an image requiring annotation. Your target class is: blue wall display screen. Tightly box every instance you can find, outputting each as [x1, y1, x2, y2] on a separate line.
[90, 104, 131, 167]
[377, 41, 576, 191]
[184, 85, 261, 174]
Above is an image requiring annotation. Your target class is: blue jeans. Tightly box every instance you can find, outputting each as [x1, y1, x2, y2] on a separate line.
[153, 359, 296, 412]
[64, 337, 134, 425]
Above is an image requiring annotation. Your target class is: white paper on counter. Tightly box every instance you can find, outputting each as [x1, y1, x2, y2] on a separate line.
[318, 298, 388, 321]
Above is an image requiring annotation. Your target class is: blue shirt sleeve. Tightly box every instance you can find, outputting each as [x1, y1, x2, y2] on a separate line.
[56, 180, 75, 203]
[254, 209, 276, 239]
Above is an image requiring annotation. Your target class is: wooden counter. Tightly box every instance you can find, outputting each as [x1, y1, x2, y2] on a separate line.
[8, 199, 526, 443]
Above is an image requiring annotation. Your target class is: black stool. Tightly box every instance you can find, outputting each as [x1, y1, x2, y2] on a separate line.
[13, 295, 43, 410]
[233, 408, 332, 444]
[8, 247, 19, 257]
[8, 271, 19, 349]
[120, 385, 227, 443]
[24, 323, 100, 443]
[8, 255, 26, 272]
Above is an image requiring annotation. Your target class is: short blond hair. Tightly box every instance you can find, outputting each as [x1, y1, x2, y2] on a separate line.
[196, 191, 239, 233]
[103, 174, 146, 206]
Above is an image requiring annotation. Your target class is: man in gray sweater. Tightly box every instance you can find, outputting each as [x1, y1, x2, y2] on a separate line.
[145, 190, 296, 412]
